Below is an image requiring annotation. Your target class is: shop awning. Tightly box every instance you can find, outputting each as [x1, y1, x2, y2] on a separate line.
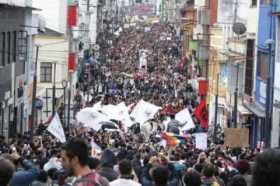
[244, 102, 265, 118]
[238, 104, 251, 115]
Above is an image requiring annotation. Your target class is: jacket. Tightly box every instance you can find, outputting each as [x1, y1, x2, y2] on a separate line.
[10, 159, 40, 186]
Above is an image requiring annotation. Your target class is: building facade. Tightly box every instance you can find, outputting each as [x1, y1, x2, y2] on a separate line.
[0, 0, 38, 138]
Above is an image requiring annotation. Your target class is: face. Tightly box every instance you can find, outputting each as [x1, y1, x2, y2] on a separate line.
[61, 150, 75, 176]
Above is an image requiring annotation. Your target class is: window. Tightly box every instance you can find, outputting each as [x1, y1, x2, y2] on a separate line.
[40, 62, 52, 83]
[245, 39, 255, 96]
[261, 0, 271, 4]
[1, 32, 6, 66]
[257, 52, 269, 80]
[251, 0, 257, 7]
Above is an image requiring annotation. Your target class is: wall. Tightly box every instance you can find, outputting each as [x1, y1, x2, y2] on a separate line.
[33, 0, 67, 33]
[255, 5, 272, 105]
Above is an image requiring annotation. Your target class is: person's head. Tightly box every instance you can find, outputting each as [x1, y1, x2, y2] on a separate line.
[151, 166, 169, 186]
[228, 175, 247, 186]
[0, 157, 15, 186]
[234, 159, 250, 175]
[252, 149, 280, 186]
[61, 138, 89, 176]
[88, 157, 101, 171]
[183, 170, 202, 186]
[118, 159, 133, 177]
[202, 163, 215, 179]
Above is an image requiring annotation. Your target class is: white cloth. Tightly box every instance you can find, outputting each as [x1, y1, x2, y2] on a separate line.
[110, 178, 141, 186]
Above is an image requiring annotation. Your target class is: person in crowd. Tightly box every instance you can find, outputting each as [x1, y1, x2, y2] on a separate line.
[252, 149, 280, 186]
[99, 149, 119, 182]
[228, 175, 247, 186]
[151, 166, 169, 186]
[234, 159, 252, 186]
[0, 156, 15, 186]
[110, 159, 141, 186]
[183, 169, 202, 186]
[202, 163, 220, 186]
[61, 137, 109, 186]
[2, 152, 47, 186]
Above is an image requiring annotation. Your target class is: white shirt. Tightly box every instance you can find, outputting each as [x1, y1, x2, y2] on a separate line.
[110, 178, 142, 186]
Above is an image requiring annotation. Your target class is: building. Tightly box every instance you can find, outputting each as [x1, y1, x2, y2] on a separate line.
[32, 0, 69, 123]
[0, 0, 39, 138]
[272, 0, 280, 147]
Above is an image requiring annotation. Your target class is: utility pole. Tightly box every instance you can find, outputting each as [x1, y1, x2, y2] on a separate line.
[214, 73, 219, 143]
[52, 62, 56, 116]
[233, 63, 239, 128]
[30, 45, 39, 135]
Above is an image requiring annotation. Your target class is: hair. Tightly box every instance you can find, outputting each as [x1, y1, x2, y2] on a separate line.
[183, 170, 201, 186]
[228, 175, 247, 186]
[235, 159, 250, 175]
[119, 159, 132, 176]
[88, 157, 100, 170]
[62, 137, 89, 166]
[252, 149, 280, 186]
[0, 157, 15, 186]
[152, 166, 169, 186]
[202, 163, 215, 178]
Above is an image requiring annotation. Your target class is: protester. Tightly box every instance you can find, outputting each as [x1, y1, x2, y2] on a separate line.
[252, 149, 280, 186]
[110, 159, 141, 186]
[151, 166, 170, 186]
[61, 138, 109, 186]
[0, 156, 15, 186]
[2, 152, 47, 186]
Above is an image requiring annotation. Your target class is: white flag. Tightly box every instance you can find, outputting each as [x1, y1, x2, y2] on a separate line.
[175, 108, 195, 131]
[130, 100, 161, 125]
[47, 113, 66, 143]
[195, 133, 207, 150]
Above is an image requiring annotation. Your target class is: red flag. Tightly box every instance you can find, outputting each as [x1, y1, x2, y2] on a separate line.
[194, 99, 208, 129]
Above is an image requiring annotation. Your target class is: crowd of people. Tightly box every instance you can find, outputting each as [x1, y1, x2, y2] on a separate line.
[1, 21, 280, 186]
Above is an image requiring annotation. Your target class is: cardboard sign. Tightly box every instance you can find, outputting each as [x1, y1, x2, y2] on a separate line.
[224, 128, 249, 148]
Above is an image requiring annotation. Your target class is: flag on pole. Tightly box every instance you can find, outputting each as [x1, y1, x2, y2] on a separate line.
[47, 113, 66, 143]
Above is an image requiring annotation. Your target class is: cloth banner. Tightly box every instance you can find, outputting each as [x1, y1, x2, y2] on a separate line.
[47, 113, 66, 143]
[175, 108, 195, 131]
[76, 107, 110, 131]
[195, 133, 207, 150]
[130, 100, 161, 124]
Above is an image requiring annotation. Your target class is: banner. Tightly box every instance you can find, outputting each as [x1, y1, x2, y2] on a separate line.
[195, 133, 207, 150]
[175, 108, 195, 131]
[76, 107, 110, 131]
[131, 100, 161, 124]
[47, 113, 66, 143]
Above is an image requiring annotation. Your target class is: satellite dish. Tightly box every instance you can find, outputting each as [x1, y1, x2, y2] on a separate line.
[232, 22, 247, 35]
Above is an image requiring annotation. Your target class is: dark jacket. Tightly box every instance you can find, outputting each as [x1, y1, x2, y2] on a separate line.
[10, 159, 40, 186]
[99, 167, 118, 182]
